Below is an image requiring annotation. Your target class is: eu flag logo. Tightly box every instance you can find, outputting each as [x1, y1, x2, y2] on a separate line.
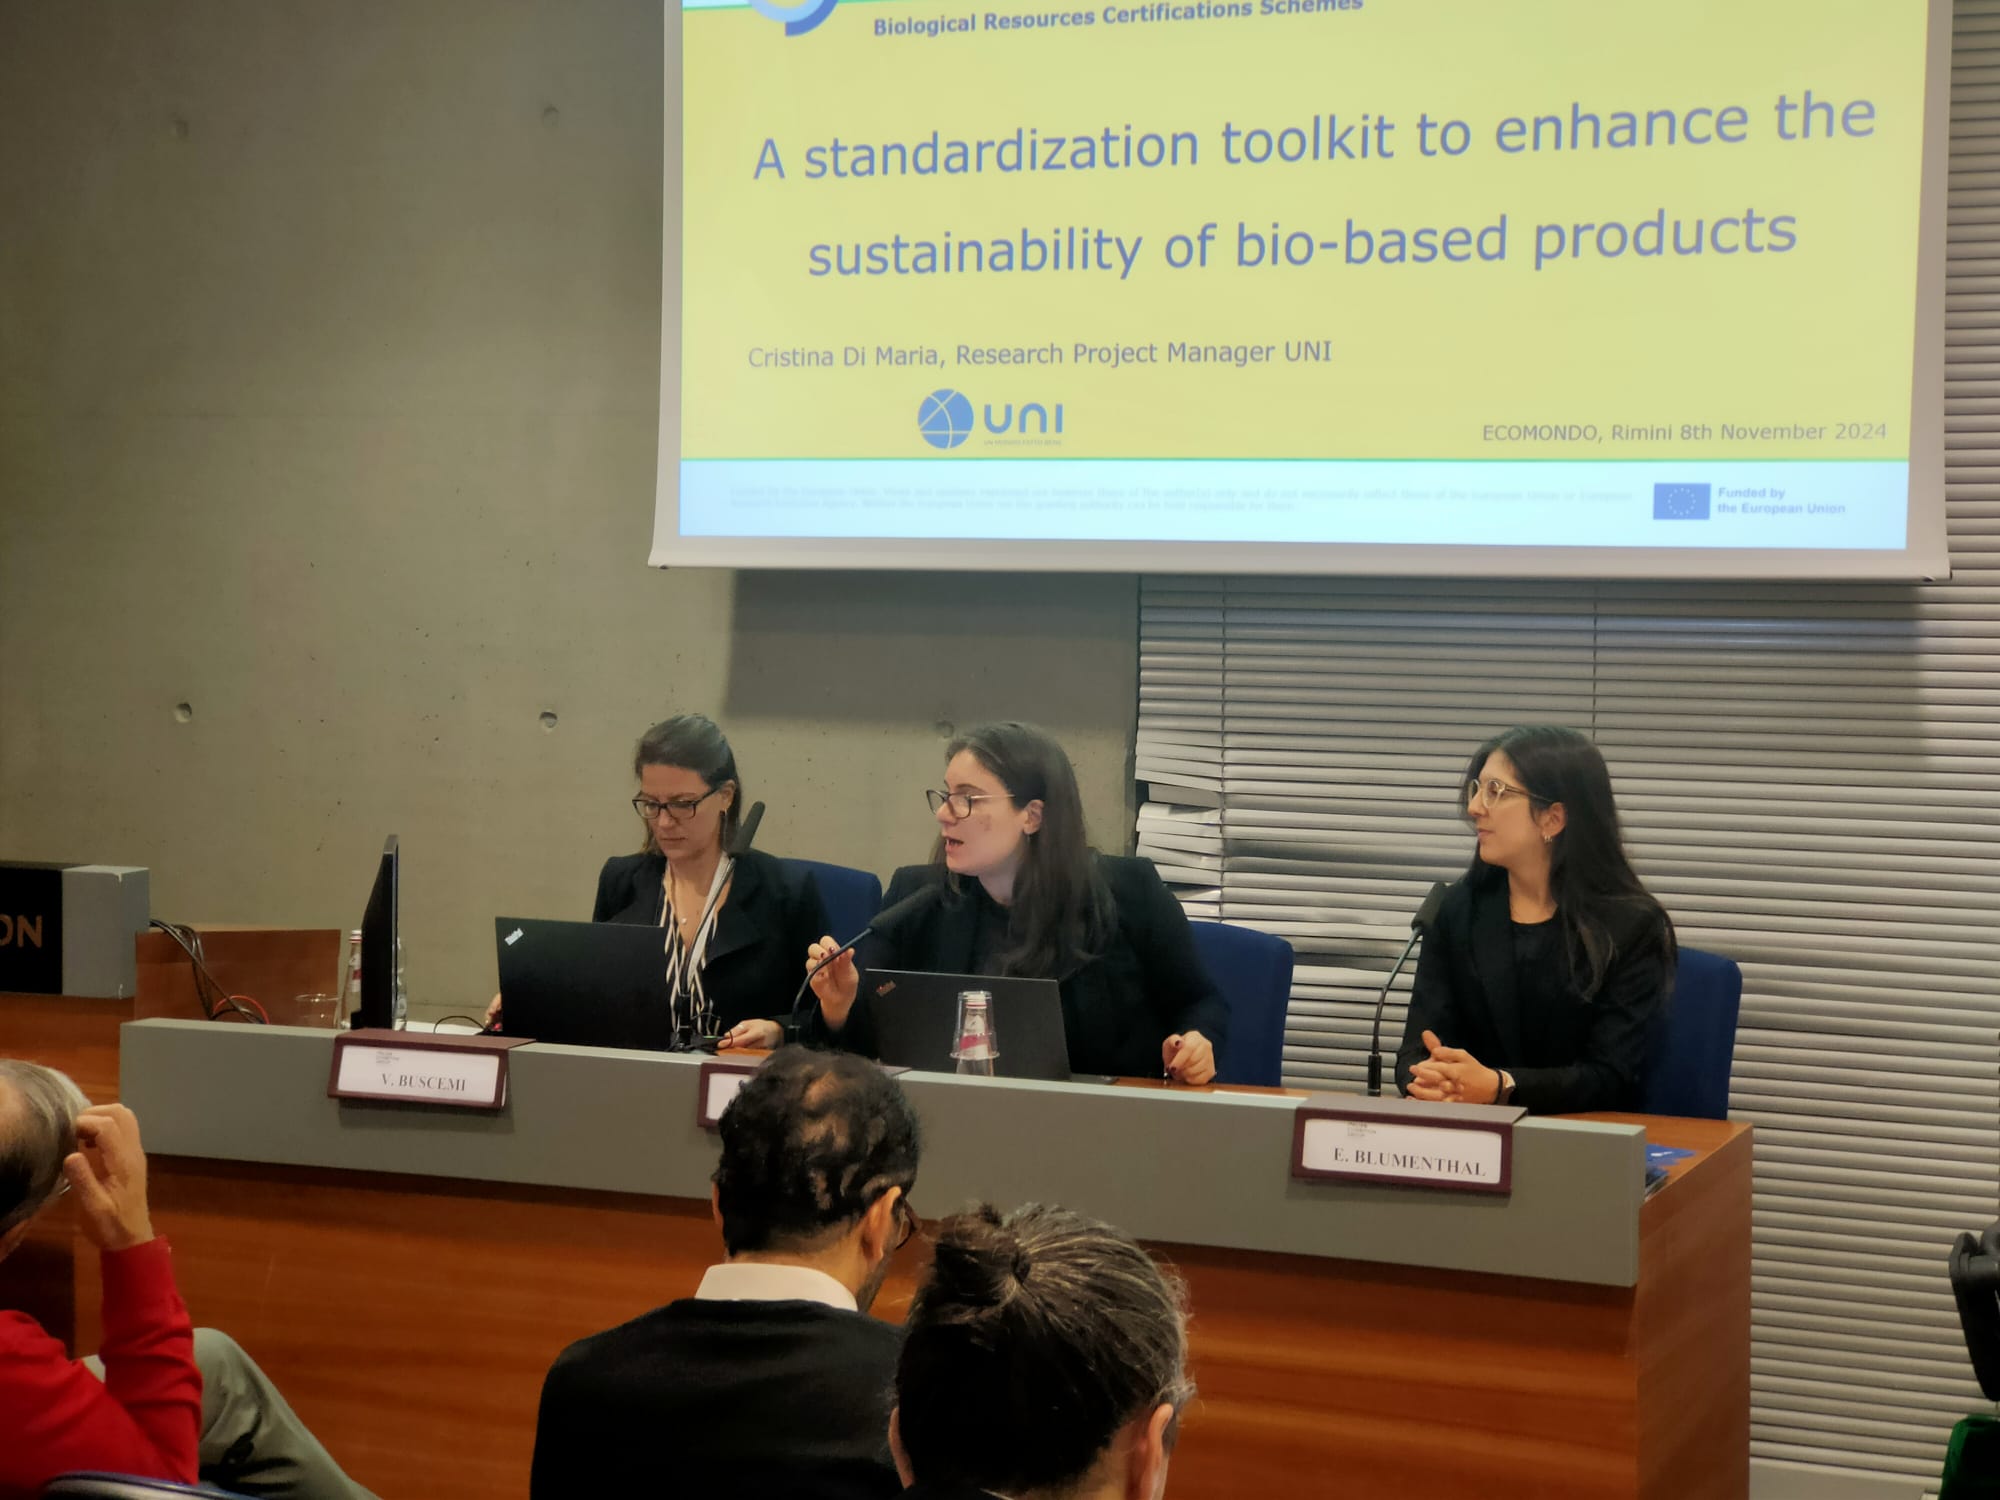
[1653, 482, 1711, 520]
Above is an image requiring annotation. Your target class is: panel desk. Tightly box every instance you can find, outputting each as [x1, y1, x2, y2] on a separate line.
[97, 1020, 1748, 1500]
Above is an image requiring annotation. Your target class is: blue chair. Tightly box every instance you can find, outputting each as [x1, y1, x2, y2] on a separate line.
[44, 1477, 253, 1499]
[1188, 920, 1295, 1087]
[1641, 947, 1743, 1119]
[781, 858, 884, 944]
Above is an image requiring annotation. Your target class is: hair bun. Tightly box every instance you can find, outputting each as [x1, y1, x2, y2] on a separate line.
[927, 1209, 1035, 1307]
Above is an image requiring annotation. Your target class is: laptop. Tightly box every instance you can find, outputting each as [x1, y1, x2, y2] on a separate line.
[866, 969, 1071, 1081]
[495, 917, 686, 1052]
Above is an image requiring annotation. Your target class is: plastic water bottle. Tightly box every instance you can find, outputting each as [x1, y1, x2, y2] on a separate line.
[339, 929, 363, 1030]
[393, 936, 408, 1031]
[953, 991, 999, 1077]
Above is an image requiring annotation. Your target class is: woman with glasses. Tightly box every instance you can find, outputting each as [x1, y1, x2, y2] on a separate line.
[796, 720, 1229, 1083]
[1396, 725, 1676, 1114]
[487, 714, 827, 1044]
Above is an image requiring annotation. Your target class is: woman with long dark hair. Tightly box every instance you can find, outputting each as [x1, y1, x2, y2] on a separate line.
[1396, 725, 1676, 1114]
[489, 714, 827, 1044]
[798, 721, 1228, 1083]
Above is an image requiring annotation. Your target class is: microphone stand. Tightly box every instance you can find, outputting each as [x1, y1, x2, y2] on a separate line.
[1367, 925, 1426, 1097]
[1368, 881, 1447, 1097]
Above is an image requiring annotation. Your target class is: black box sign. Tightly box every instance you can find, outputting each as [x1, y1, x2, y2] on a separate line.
[0, 863, 65, 995]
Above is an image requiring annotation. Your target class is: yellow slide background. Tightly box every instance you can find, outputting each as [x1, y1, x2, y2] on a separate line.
[681, 0, 1924, 461]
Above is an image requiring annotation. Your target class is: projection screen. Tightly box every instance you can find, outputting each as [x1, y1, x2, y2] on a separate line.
[654, 0, 1951, 578]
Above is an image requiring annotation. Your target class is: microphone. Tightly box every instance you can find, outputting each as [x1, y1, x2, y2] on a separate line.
[1367, 881, 1447, 1098]
[789, 883, 946, 1030]
[728, 801, 765, 857]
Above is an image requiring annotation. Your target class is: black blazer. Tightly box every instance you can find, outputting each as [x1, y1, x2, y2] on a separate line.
[592, 848, 829, 1032]
[1394, 866, 1672, 1114]
[805, 854, 1229, 1079]
[530, 1297, 901, 1500]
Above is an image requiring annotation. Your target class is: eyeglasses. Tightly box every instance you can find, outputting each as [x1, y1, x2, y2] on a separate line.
[926, 788, 1007, 819]
[632, 786, 725, 823]
[1465, 776, 1539, 808]
[893, 1196, 922, 1252]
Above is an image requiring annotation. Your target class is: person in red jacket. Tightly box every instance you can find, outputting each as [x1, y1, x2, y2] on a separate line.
[0, 1061, 375, 1500]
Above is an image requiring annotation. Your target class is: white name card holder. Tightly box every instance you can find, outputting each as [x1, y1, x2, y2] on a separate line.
[329, 1028, 528, 1111]
[1290, 1094, 1524, 1195]
[696, 1056, 765, 1130]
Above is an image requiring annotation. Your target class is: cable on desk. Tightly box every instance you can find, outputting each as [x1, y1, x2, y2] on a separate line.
[148, 920, 270, 1024]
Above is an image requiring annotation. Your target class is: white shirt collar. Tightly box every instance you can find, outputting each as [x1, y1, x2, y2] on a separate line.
[694, 1261, 858, 1312]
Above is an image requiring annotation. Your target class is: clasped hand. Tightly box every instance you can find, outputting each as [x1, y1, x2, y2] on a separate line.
[1406, 1030, 1500, 1105]
[1161, 1030, 1215, 1085]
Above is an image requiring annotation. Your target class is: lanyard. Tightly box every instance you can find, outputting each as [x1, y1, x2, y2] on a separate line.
[661, 857, 733, 1043]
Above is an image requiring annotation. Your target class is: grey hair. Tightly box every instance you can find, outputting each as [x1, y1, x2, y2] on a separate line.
[0, 1061, 89, 1236]
[895, 1203, 1196, 1494]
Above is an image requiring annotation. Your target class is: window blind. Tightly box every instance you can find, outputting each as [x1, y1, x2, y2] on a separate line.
[1136, 6, 2000, 1488]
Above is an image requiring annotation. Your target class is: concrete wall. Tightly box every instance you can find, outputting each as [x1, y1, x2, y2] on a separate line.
[0, 0, 1138, 1017]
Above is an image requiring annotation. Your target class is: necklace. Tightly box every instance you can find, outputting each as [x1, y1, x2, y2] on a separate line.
[664, 867, 697, 932]
[664, 864, 722, 933]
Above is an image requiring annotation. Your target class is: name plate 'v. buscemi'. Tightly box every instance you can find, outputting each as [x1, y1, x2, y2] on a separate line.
[329, 1028, 526, 1111]
[1291, 1094, 1524, 1195]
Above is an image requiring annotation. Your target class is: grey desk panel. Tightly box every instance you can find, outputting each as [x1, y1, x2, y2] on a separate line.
[120, 1020, 1645, 1286]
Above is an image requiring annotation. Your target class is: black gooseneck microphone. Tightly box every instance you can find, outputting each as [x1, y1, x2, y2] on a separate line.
[728, 801, 765, 857]
[788, 883, 947, 1032]
[1367, 881, 1448, 1097]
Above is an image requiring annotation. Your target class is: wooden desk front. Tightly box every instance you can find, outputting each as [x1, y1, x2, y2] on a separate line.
[138, 1117, 1746, 1500]
[97, 1024, 1748, 1500]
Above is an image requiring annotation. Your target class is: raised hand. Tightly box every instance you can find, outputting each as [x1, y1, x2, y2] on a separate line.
[805, 936, 860, 1029]
[64, 1105, 156, 1253]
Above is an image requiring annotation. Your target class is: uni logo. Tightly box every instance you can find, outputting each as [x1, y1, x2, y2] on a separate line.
[918, 390, 975, 450]
[918, 390, 1068, 450]
[747, 0, 839, 35]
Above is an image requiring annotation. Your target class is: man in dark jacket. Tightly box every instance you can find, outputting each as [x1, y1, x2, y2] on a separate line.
[530, 1047, 921, 1500]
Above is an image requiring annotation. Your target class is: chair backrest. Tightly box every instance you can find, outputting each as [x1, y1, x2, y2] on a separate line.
[1952, 1222, 2000, 1402]
[1641, 947, 1743, 1120]
[44, 1476, 252, 1499]
[780, 858, 884, 943]
[1187, 920, 1295, 1087]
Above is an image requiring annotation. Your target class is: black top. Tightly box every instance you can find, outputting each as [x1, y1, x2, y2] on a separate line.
[1394, 865, 1672, 1114]
[529, 1297, 901, 1500]
[898, 1485, 1006, 1500]
[592, 848, 829, 1032]
[804, 854, 1229, 1079]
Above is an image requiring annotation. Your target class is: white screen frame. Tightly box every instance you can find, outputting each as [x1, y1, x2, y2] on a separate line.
[652, 0, 1951, 582]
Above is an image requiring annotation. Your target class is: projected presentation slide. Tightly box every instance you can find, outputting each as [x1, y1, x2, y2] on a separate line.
[662, 0, 1944, 576]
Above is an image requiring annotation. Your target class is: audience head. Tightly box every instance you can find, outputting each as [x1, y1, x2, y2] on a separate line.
[0, 1060, 87, 1260]
[632, 712, 741, 860]
[712, 1046, 920, 1311]
[1460, 725, 1673, 995]
[893, 1203, 1193, 1500]
[934, 721, 1111, 976]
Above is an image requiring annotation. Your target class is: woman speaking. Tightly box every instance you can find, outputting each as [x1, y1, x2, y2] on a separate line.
[795, 721, 1228, 1084]
[1397, 726, 1676, 1114]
